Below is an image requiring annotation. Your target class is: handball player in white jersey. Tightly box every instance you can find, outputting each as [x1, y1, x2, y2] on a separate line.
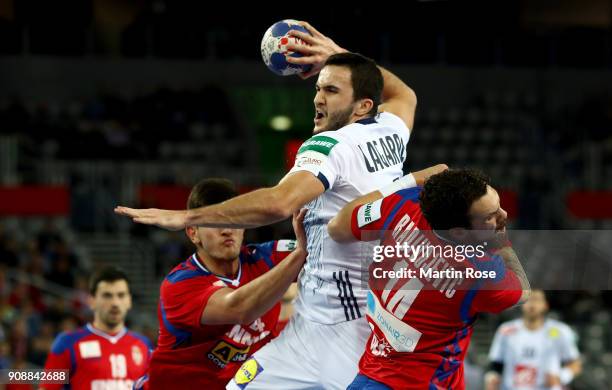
[116, 21, 417, 389]
[485, 290, 582, 390]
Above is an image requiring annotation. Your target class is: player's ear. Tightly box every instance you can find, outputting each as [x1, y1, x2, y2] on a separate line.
[87, 294, 96, 311]
[355, 98, 374, 117]
[185, 226, 199, 245]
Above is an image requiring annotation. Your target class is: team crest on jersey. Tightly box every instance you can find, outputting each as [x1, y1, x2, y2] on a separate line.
[548, 327, 560, 339]
[233, 357, 264, 389]
[357, 199, 382, 228]
[208, 340, 251, 368]
[132, 345, 143, 366]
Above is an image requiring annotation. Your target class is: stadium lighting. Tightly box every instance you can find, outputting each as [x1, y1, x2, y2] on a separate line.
[270, 115, 292, 131]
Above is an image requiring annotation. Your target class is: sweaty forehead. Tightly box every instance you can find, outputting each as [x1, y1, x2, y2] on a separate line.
[317, 65, 352, 88]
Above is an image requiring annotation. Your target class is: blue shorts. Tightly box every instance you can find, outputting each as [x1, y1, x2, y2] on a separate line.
[347, 374, 392, 390]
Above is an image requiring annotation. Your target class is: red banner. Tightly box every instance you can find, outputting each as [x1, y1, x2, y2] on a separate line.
[0, 186, 69, 216]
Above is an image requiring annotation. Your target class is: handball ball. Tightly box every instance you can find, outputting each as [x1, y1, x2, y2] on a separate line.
[261, 19, 312, 76]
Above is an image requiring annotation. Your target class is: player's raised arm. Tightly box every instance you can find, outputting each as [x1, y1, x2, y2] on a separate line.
[328, 164, 448, 242]
[285, 21, 417, 129]
[377, 66, 417, 130]
[201, 209, 308, 325]
[115, 171, 324, 230]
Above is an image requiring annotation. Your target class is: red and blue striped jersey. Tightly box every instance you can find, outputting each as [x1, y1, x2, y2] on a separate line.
[145, 240, 294, 390]
[351, 187, 522, 390]
[42, 323, 152, 390]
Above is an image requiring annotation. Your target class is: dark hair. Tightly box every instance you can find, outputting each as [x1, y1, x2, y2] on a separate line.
[89, 267, 130, 295]
[324, 53, 383, 117]
[187, 178, 238, 209]
[419, 169, 490, 230]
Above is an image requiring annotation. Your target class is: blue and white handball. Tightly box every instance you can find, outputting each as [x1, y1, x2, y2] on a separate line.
[261, 19, 312, 76]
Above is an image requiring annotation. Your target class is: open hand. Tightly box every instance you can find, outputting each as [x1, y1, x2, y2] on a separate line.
[114, 206, 188, 231]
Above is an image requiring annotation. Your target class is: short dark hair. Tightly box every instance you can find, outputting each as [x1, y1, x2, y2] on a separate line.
[89, 267, 130, 295]
[187, 178, 238, 209]
[324, 53, 383, 117]
[419, 169, 490, 230]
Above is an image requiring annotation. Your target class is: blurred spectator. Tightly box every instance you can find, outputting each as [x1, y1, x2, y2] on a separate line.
[36, 220, 63, 255]
[27, 321, 55, 367]
[0, 233, 20, 268]
[8, 317, 28, 362]
[0, 341, 11, 369]
[45, 255, 74, 289]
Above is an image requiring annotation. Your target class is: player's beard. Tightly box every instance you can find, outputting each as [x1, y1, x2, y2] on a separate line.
[316, 105, 354, 133]
[101, 308, 125, 329]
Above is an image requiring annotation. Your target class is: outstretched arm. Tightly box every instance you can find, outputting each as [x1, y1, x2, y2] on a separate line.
[328, 164, 448, 242]
[201, 209, 308, 325]
[285, 21, 417, 129]
[115, 171, 324, 230]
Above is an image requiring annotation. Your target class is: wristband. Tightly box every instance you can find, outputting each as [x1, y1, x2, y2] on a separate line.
[379, 174, 417, 197]
[559, 367, 574, 385]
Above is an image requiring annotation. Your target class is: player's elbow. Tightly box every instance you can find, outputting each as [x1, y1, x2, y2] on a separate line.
[405, 87, 417, 108]
[517, 288, 531, 305]
[327, 217, 352, 243]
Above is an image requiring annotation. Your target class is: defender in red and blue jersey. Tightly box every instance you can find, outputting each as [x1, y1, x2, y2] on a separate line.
[328, 168, 530, 390]
[42, 268, 152, 390]
[136, 178, 307, 390]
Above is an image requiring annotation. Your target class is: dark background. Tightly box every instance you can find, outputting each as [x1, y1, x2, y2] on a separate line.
[0, 1, 611, 388]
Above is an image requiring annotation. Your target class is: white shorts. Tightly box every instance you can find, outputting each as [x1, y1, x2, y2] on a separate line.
[226, 312, 370, 390]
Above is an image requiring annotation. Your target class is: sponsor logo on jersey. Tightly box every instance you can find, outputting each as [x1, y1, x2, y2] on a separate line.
[79, 340, 102, 359]
[208, 340, 251, 368]
[358, 134, 405, 173]
[276, 239, 296, 252]
[369, 333, 392, 358]
[295, 151, 324, 168]
[233, 357, 264, 389]
[513, 364, 537, 387]
[226, 322, 270, 346]
[91, 379, 134, 390]
[367, 291, 422, 353]
[297, 135, 338, 156]
[357, 199, 383, 228]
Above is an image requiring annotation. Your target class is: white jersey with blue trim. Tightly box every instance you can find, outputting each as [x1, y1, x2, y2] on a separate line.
[489, 318, 580, 390]
[287, 111, 410, 324]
